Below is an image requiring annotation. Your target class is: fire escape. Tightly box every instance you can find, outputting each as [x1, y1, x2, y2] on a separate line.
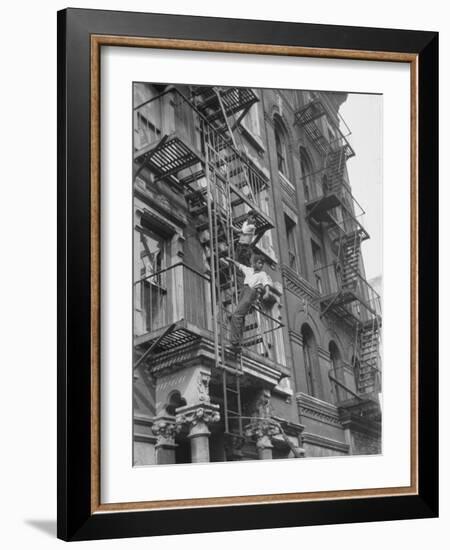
[133, 86, 284, 447]
[296, 96, 382, 417]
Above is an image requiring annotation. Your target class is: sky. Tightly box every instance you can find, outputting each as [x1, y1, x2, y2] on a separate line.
[338, 93, 383, 283]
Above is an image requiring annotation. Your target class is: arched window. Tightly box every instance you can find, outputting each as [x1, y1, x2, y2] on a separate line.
[301, 324, 323, 399]
[165, 390, 187, 416]
[299, 147, 314, 202]
[274, 117, 290, 179]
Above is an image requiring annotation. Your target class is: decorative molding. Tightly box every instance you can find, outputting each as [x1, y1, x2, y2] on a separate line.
[244, 418, 281, 449]
[146, 334, 289, 387]
[196, 370, 211, 403]
[175, 402, 220, 434]
[151, 414, 177, 446]
[302, 432, 349, 454]
[296, 392, 341, 427]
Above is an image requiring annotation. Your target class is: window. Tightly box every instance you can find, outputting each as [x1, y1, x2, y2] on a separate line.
[138, 229, 167, 332]
[284, 214, 298, 272]
[139, 230, 164, 282]
[274, 118, 289, 178]
[311, 241, 323, 293]
[134, 84, 162, 150]
[301, 324, 322, 399]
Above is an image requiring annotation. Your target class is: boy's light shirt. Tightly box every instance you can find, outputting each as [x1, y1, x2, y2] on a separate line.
[237, 263, 271, 289]
[239, 220, 256, 244]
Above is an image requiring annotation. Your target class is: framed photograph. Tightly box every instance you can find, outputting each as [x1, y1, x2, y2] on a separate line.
[57, 8, 438, 541]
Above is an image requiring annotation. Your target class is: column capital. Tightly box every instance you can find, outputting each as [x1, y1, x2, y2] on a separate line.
[175, 402, 220, 437]
[176, 402, 220, 464]
[151, 414, 177, 447]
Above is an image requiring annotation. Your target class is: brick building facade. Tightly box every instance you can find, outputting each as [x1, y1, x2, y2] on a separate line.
[132, 83, 382, 465]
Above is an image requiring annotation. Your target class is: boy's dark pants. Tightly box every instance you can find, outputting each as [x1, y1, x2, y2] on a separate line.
[236, 243, 253, 266]
[230, 285, 258, 347]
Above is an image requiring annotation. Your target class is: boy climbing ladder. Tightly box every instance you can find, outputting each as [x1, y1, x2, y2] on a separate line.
[224, 254, 271, 352]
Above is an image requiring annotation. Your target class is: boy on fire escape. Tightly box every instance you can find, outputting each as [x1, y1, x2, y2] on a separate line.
[225, 254, 271, 352]
[234, 210, 257, 266]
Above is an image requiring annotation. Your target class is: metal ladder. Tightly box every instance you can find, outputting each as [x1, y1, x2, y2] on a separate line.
[203, 121, 246, 439]
[196, 88, 273, 443]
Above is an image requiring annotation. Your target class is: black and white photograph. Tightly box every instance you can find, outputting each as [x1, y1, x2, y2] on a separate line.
[132, 83, 382, 466]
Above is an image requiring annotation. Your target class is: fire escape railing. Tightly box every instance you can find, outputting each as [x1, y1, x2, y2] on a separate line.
[314, 263, 382, 324]
[295, 97, 355, 159]
[133, 87, 270, 220]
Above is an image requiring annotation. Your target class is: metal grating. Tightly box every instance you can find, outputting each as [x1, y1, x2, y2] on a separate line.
[134, 134, 202, 179]
[137, 325, 200, 355]
[194, 86, 258, 120]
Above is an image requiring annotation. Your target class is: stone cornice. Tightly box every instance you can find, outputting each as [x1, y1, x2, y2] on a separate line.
[296, 392, 341, 427]
[144, 332, 289, 388]
[302, 432, 349, 454]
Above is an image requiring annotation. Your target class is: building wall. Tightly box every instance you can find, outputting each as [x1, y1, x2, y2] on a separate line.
[132, 82, 381, 463]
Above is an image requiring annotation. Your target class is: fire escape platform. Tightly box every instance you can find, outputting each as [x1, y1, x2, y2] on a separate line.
[134, 132, 202, 181]
[194, 86, 259, 121]
[338, 394, 382, 423]
[320, 289, 379, 323]
[295, 99, 355, 159]
[305, 193, 342, 222]
[229, 182, 274, 234]
[134, 320, 202, 354]
[192, 183, 274, 235]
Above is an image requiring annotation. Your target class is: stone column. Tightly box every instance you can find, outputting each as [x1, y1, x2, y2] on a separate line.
[176, 403, 220, 463]
[245, 419, 280, 460]
[152, 414, 177, 464]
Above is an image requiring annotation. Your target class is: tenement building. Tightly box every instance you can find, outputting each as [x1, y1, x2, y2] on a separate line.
[132, 84, 382, 465]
